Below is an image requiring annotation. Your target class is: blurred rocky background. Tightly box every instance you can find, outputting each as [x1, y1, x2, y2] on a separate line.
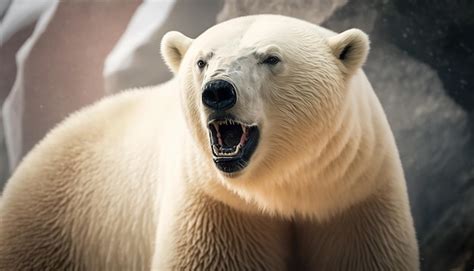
[1, 0, 472, 270]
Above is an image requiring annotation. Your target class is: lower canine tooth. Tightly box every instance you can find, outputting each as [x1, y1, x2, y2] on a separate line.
[213, 144, 242, 156]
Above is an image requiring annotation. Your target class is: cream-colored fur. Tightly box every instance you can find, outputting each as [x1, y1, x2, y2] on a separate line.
[0, 15, 419, 270]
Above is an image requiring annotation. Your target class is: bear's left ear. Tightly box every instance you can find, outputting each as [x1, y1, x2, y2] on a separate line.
[327, 29, 370, 75]
[161, 31, 193, 74]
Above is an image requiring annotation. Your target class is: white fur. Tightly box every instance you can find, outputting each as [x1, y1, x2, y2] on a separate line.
[161, 31, 193, 74]
[0, 15, 419, 270]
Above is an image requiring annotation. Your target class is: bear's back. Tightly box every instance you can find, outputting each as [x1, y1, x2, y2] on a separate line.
[0, 80, 180, 270]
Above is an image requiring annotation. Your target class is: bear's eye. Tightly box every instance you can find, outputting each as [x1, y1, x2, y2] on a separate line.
[197, 59, 207, 69]
[262, 56, 280, 65]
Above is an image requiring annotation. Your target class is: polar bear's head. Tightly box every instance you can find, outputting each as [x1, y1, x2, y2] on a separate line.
[161, 15, 369, 181]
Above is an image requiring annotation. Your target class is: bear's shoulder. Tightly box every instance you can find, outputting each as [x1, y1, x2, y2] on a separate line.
[15, 80, 179, 175]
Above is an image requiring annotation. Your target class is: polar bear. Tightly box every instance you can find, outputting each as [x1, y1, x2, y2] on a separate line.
[0, 15, 419, 270]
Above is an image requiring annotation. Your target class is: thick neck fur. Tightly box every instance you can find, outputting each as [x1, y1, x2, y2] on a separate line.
[187, 72, 402, 221]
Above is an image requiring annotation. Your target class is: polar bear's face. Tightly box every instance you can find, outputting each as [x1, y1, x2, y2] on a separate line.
[162, 15, 369, 179]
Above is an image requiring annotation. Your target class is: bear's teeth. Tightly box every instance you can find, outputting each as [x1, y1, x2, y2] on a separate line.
[212, 122, 224, 145]
[212, 145, 219, 154]
[239, 125, 249, 145]
[212, 143, 242, 156]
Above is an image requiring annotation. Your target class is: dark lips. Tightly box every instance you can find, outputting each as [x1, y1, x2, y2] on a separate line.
[207, 115, 259, 174]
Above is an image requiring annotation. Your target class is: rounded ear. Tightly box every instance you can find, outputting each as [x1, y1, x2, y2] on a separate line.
[327, 29, 370, 75]
[161, 31, 193, 74]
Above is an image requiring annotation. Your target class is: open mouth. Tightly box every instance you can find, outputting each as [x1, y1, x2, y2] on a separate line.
[207, 115, 259, 174]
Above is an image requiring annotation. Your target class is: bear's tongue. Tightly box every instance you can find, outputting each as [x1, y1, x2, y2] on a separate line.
[219, 123, 242, 148]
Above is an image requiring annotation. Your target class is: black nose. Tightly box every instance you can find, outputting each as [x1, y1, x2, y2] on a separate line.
[202, 79, 236, 111]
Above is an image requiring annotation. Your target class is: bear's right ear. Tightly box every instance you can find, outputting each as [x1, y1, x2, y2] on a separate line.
[161, 31, 193, 74]
[327, 29, 370, 76]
